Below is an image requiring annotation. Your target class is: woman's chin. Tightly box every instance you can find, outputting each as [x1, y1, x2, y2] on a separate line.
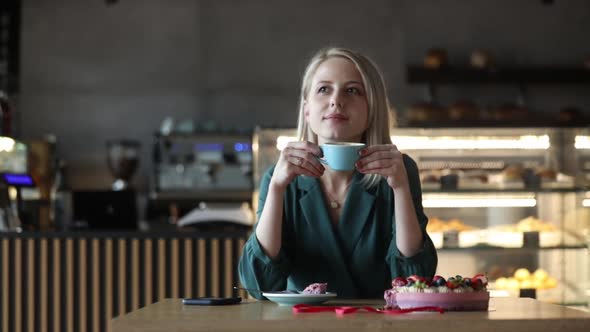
[323, 130, 362, 141]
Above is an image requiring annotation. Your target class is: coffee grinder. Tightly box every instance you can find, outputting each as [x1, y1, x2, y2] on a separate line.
[106, 139, 140, 191]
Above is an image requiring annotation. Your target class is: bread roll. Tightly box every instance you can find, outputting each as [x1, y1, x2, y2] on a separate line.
[470, 49, 494, 69]
[535, 167, 557, 180]
[424, 48, 448, 69]
[448, 100, 479, 120]
[502, 164, 524, 182]
[492, 103, 528, 121]
[406, 102, 447, 123]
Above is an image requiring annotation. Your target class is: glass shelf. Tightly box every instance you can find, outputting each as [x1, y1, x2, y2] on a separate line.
[406, 65, 590, 85]
[422, 187, 588, 194]
[438, 245, 588, 252]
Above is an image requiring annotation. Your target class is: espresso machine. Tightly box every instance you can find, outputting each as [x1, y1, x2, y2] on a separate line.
[149, 131, 253, 228]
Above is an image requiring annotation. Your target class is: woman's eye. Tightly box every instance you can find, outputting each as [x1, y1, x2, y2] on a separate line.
[317, 86, 328, 94]
[347, 87, 361, 95]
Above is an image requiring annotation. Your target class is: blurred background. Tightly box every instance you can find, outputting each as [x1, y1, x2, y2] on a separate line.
[4, 0, 589, 190]
[1, 1, 590, 330]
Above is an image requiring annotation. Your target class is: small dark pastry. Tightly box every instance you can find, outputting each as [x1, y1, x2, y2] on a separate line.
[492, 103, 528, 121]
[406, 102, 447, 123]
[470, 49, 494, 69]
[558, 107, 582, 124]
[424, 48, 448, 69]
[448, 100, 480, 121]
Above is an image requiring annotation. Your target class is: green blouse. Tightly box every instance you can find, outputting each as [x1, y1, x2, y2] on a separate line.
[238, 154, 437, 299]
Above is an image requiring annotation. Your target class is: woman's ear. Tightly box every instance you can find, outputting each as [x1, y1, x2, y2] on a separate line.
[303, 100, 309, 120]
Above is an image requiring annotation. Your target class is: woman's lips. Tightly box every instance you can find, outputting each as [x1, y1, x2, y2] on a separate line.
[323, 114, 348, 121]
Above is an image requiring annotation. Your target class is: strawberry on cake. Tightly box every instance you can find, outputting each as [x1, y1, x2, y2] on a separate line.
[384, 274, 489, 311]
[302, 283, 328, 295]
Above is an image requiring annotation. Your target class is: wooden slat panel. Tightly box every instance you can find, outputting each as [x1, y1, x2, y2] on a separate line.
[0, 232, 249, 332]
[66, 239, 74, 332]
[224, 239, 233, 298]
[171, 239, 179, 299]
[158, 239, 165, 301]
[144, 240, 152, 306]
[105, 239, 113, 332]
[125, 240, 133, 313]
[92, 239, 99, 332]
[211, 239, 219, 297]
[53, 239, 61, 332]
[184, 239, 192, 298]
[131, 239, 139, 311]
[14, 238, 21, 332]
[27, 239, 35, 332]
[118, 239, 126, 316]
[40, 239, 47, 332]
[198, 239, 205, 297]
[79, 239, 87, 332]
[1, 239, 8, 332]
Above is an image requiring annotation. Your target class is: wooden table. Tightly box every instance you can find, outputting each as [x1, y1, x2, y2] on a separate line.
[111, 298, 590, 332]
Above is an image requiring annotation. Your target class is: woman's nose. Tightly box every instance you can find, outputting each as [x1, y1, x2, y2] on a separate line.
[330, 93, 343, 108]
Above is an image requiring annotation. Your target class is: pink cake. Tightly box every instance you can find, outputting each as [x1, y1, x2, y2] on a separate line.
[384, 274, 489, 311]
[302, 283, 328, 294]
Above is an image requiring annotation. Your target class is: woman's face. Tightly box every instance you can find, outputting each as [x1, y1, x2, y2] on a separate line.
[304, 57, 369, 144]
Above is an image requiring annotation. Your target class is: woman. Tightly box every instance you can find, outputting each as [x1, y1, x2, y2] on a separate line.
[239, 47, 437, 299]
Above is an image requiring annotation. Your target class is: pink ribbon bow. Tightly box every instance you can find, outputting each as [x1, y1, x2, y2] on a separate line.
[292, 304, 445, 316]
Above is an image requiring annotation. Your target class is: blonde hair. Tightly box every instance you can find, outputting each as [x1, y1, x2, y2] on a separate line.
[296, 47, 396, 188]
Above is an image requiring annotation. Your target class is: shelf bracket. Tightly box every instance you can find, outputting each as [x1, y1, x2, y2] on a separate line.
[425, 84, 437, 103]
[517, 83, 527, 107]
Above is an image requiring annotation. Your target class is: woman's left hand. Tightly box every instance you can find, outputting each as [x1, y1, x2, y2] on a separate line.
[355, 144, 408, 189]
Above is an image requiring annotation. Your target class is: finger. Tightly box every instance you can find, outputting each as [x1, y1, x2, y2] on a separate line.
[359, 159, 396, 173]
[360, 144, 399, 156]
[298, 157, 324, 177]
[360, 163, 399, 178]
[357, 150, 399, 169]
[287, 149, 325, 174]
[303, 161, 324, 177]
[287, 141, 323, 157]
[296, 162, 321, 177]
[287, 155, 303, 167]
[286, 156, 322, 177]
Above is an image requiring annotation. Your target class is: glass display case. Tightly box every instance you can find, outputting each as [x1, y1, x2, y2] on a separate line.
[252, 127, 590, 308]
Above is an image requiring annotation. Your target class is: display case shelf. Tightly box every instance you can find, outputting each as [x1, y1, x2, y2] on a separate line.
[407, 66, 590, 85]
[404, 65, 590, 127]
[438, 245, 588, 252]
[422, 187, 588, 193]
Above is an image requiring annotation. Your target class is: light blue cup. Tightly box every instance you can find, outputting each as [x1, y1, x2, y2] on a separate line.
[319, 142, 365, 171]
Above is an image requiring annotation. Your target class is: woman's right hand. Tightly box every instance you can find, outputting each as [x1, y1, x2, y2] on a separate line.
[270, 141, 325, 190]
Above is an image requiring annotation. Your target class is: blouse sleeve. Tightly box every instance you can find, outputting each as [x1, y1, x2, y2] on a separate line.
[238, 167, 292, 299]
[386, 154, 438, 278]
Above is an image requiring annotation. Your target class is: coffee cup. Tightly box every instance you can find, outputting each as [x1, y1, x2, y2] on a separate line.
[319, 142, 365, 171]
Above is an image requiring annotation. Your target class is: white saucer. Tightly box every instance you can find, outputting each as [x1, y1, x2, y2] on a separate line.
[262, 292, 337, 306]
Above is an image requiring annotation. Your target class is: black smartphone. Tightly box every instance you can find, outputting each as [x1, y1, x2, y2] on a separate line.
[182, 297, 242, 305]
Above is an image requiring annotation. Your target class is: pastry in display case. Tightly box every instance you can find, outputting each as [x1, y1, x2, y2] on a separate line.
[485, 216, 563, 248]
[494, 268, 558, 292]
[252, 127, 590, 309]
[423, 48, 448, 69]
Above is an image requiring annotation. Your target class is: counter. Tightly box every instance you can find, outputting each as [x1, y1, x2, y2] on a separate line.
[0, 229, 249, 332]
[111, 298, 590, 332]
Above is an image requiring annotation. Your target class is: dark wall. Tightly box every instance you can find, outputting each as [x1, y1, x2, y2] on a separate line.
[16, 0, 590, 189]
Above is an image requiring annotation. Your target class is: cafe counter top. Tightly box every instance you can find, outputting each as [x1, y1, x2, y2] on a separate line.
[111, 298, 590, 332]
